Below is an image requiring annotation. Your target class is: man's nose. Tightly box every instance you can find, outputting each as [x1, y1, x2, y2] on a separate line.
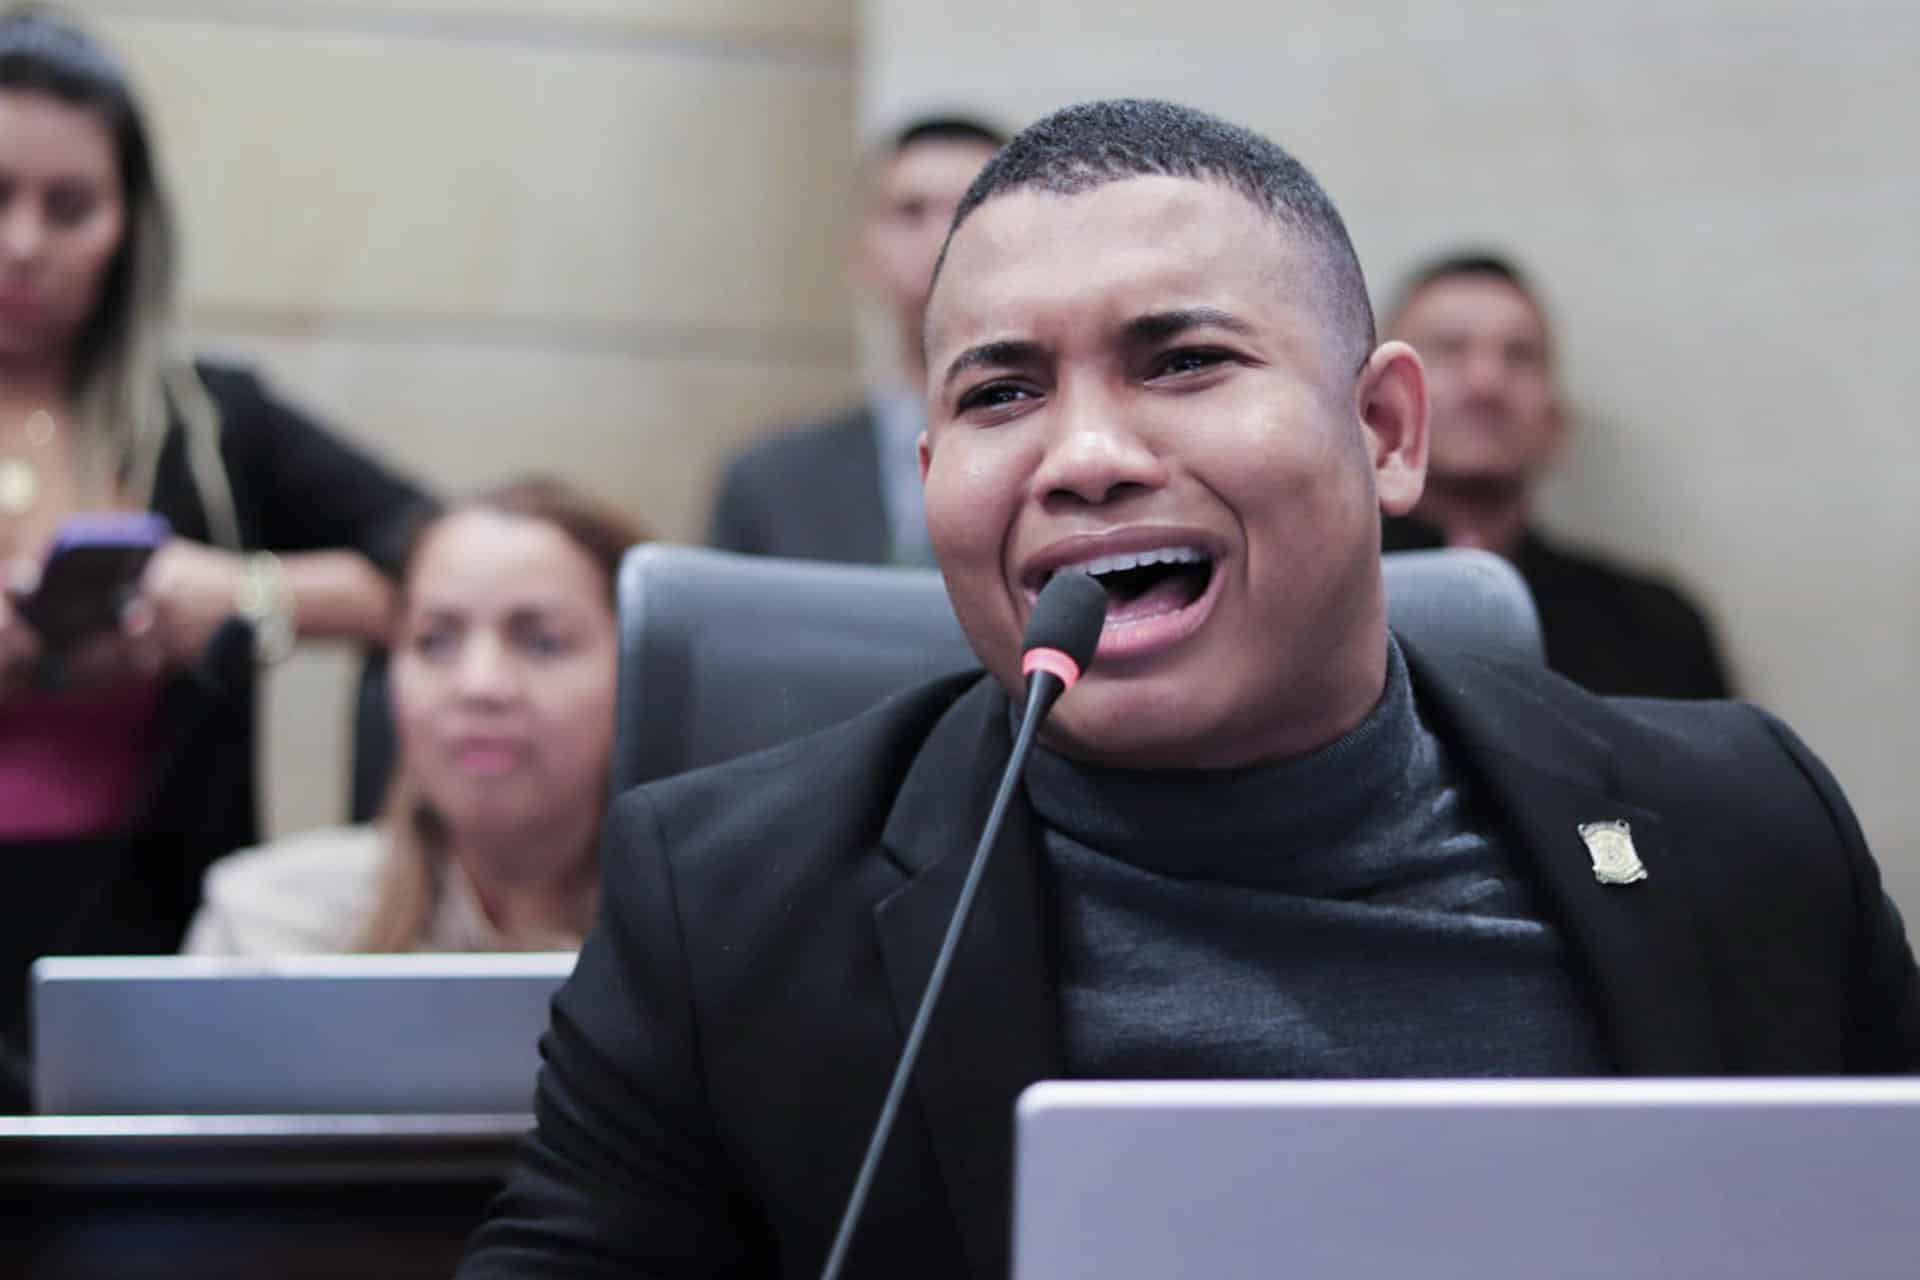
[1460, 345, 1510, 398]
[1031, 383, 1169, 509]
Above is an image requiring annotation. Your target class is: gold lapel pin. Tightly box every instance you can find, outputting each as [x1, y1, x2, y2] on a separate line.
[1578, 819, 1648, 886]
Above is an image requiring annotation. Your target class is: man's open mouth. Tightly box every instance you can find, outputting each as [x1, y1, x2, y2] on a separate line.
[1040, 545, 1215, 625]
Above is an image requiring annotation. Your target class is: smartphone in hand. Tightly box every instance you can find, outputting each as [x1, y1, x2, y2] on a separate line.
[11, 513, 172, 651]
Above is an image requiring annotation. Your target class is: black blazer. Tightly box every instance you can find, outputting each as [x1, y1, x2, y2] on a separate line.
[707, 406, 892, 565]
[1510, 532, 1734, 699]
[1384, 516, 1734, 699]
[460, 641, 1920, 1279]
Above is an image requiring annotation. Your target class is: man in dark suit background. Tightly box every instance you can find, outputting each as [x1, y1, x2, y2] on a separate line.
[707, 116, 1004, 566]
[1383, 253, 1734, 698]
[462, 101, 1917, 1279]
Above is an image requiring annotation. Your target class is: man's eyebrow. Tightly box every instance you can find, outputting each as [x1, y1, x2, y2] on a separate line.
[1123, 307, 1257, 343]
[940, 339, 1045, 391]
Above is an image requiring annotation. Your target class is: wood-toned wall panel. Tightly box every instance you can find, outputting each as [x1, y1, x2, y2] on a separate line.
[81, 0, 853, 54]
[203, 332, 857, 542]
[98, 17, 854, 339]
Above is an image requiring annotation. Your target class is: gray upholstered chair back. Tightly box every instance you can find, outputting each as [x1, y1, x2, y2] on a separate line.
[610, 544, 1539, 793]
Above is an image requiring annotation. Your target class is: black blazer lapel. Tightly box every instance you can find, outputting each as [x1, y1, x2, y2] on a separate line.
[873, 680, 1060, 1279]
[1404, 640, 1726, 1072]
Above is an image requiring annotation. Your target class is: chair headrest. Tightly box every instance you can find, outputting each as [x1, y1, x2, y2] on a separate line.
[613, 545, 1540, 791]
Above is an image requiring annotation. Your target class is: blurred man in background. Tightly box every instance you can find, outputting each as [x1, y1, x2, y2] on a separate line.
[1384, 253, 1732, 699]
[708, 115, 1004, 566]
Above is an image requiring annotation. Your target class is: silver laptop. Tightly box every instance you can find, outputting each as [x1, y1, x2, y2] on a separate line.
[1015, 1078, 1920, 1280]
[31, 952, 575, 1115]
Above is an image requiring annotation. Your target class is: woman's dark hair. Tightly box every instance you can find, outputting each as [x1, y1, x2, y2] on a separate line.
[0, 5, 205, 522]
[0, 6, 172, 397]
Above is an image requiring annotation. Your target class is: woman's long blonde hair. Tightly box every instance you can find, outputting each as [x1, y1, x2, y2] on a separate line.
[357, 477, 648, 952]
[0, 5, 237, 543]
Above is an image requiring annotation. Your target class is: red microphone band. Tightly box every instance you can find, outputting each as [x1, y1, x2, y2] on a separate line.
[1021, 647, 1083, 691]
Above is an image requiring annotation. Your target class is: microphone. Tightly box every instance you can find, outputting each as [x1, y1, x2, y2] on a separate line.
[1014, 568, 1108, 721]
[818, 572, 1108, 1280]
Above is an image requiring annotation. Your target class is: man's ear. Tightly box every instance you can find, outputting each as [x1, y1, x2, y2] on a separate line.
[1356, 340, 1428, 517]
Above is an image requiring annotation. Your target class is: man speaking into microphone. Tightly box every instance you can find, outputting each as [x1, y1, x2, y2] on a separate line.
[460, 100, 1920, 1279]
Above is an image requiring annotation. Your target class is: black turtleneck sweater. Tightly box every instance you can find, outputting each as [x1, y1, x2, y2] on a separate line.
[1023, 639, 1608, 1079]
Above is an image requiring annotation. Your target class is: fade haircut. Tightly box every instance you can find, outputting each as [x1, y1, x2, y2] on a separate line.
[930, 98, 1376, 370]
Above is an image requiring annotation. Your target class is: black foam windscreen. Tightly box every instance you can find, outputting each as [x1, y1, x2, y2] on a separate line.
[1022, 571, 1108, 673]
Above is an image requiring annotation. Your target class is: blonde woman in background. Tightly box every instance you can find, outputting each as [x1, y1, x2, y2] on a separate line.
[186, 478, 644, 955]
[0, 5, 429, 1097]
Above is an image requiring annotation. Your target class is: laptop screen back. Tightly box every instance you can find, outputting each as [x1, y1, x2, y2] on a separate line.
[1015, 1078, 1920, 1280]
[32, 952, 574, 1115]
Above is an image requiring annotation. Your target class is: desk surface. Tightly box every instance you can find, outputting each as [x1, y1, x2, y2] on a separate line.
[0, 1114, 530, 1279]
[0, 1112, 529, 1184]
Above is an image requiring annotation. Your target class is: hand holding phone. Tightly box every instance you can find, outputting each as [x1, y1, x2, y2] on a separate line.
[9, 513, 171, 653]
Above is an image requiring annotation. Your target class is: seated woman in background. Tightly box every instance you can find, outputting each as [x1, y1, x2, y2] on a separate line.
[185, 477, 645, 954]
[0, 6, 429, 1088]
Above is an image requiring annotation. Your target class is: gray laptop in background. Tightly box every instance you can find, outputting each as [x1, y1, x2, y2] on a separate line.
[31, 952, 575, 1115]
[1015, 1078, 1920, 1280]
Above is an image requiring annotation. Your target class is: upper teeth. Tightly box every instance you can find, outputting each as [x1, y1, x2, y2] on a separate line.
[1070, 545, 1208, 578]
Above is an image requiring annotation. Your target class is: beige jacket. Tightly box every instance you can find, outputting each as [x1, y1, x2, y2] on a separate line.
[182, 824, 572, 955]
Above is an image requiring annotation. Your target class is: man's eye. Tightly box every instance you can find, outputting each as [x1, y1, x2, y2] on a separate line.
[957, 382, 1034, 413]
[1506, 344, 1548, 372]
[1152, 348, 1230, 378]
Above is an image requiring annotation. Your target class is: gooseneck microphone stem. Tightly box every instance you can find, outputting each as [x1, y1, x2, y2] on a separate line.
[818, 570, 1105, 1280]
[817, 671, 1066, 1280]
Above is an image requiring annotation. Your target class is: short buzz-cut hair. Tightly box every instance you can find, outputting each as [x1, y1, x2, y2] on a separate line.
[890, 113, 1007, 155]
[931, 98, 1376, 369]
[1385, 249, 1543, 327]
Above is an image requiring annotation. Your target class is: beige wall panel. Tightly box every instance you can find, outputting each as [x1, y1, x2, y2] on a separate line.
[202, 332, 858, 543]
[866, 0, 1920, 909]
[78, 0, 856, 48]
[291, 0, 851, 47]
[94, 16, 854, 339]
[83, 0, 856, 48]
[207, 333, 858, 836]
